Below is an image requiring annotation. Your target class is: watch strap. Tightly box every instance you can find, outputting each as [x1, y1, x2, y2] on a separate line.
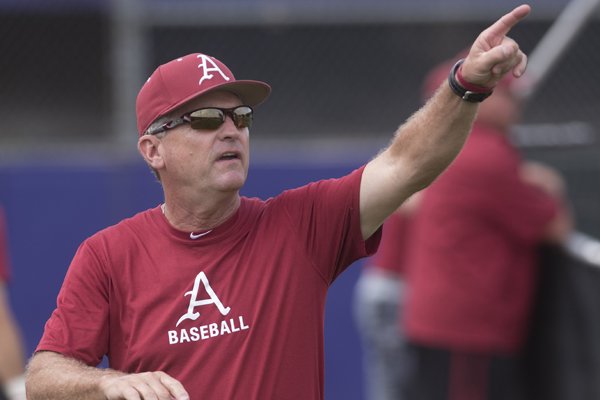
[448, 59, 493, 103]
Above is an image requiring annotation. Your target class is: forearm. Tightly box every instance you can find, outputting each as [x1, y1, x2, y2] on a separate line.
[26, 351, 123, 400]
[359, 5, 530, 239]
[0, 320, 25, 382]
[26, 351, 190, 400]
[390, 82, 478, 191]
[0, 326, 24, 382]
[0, 288, 25, 381]
[360, 83, 478, 237]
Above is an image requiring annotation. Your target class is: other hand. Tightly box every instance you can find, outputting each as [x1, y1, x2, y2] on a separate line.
[98, 371, 190, 400]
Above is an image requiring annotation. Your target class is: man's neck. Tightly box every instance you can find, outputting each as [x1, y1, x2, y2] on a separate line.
[162, 193, 241, 232]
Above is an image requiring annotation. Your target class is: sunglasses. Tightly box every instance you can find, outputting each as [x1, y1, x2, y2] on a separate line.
[146, 105, 254, 135]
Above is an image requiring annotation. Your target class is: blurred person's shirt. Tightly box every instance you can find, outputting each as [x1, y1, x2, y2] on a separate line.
[404, 123, 559, 354]
[368, 212, 413, 276]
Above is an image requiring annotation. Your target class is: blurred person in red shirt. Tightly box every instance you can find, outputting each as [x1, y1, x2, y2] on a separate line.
[0, 208, 26, 400]
[353, 193, 421, 400]
[402, 53, 573, 400]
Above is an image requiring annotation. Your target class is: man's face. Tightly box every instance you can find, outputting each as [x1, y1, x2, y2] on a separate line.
[157, 91, 251, 195]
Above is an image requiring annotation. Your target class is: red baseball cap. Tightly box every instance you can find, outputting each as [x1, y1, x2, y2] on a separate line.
[136, 53, 271, 136]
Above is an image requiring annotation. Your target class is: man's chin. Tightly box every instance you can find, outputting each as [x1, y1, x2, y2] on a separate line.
[215, 176, 246, 192]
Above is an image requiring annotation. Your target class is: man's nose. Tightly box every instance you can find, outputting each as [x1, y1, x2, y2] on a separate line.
[219, 116, 244, 139]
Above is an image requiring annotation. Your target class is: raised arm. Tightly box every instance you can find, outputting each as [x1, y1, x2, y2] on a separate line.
[26, 351, 190, 400]
[360, 4, 531, 239]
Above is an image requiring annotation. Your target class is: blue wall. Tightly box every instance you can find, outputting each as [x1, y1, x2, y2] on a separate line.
[0, 153, 368, 400]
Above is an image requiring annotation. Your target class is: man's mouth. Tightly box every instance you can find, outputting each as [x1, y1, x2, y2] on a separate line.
[218, 152, 240, 161]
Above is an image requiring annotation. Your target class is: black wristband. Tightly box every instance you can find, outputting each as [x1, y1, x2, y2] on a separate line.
[448, 59, 493, 103]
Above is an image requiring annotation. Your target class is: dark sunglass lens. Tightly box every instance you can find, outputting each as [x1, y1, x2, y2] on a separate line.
[233, 106, 253, 128]
[189, 109, 225, 130]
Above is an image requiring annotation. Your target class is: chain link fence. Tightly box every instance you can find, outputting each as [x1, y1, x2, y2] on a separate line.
[1, 1, 600, 236]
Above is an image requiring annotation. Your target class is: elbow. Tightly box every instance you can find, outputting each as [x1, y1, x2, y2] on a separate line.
[25, 352, 51, 400]
[401, 147, 459, 193]
[25, 356, 41, 399]
[403, 163, 445, 194]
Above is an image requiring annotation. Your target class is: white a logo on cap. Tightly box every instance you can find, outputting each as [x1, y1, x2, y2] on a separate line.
[197, 54, 231, 86]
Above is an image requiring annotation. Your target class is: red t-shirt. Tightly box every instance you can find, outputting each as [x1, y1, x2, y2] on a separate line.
[37, 167, 380, 400]
[0, 208, 11, 283]
[369, 212, 412, 276]
[404, 124, 559, 354]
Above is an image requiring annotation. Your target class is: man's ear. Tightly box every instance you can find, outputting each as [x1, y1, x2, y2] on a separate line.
[138, 135, 165, 170]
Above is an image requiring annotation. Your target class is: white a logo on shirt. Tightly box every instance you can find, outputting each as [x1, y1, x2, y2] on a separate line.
[176, 272, 231, 327]
[197, 54, 231, 86]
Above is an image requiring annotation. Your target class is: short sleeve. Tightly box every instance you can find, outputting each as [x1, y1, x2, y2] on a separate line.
[36, 240, 110, 366]
[271, 166, 381, 284]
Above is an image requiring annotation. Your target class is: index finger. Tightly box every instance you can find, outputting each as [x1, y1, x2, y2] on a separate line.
[485, 4, 531, 39]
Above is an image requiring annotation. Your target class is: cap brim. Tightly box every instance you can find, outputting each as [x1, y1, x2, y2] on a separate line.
[217, 80, 271, 107]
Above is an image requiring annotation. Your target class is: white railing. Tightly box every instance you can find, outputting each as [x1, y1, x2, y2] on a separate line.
[567, 231, 600, 268]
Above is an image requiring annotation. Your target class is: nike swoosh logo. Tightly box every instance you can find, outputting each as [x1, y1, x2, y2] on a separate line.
[190, 230, 213, 240]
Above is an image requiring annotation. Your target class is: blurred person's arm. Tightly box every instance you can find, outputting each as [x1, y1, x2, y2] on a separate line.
[360, 5, 530, 239]
[0, 283, 26, 400]
[520, 161, 574, 244]
[26, 351, 189, 400]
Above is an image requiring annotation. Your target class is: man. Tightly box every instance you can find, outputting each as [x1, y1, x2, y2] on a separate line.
[402, 52, 573, 400]
[0, 208, 27, 400]
[26, 5, 531, 399]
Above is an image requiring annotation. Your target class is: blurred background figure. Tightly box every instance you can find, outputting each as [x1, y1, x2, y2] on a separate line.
[0, 208, 27, 400]
[1, 2, 600, 399]
[353, 193, 421, 400]
[401, 53, 573, 400]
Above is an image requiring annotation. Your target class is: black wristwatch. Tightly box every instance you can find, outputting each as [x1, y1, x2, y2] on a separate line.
[448, 59, 493, 103]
